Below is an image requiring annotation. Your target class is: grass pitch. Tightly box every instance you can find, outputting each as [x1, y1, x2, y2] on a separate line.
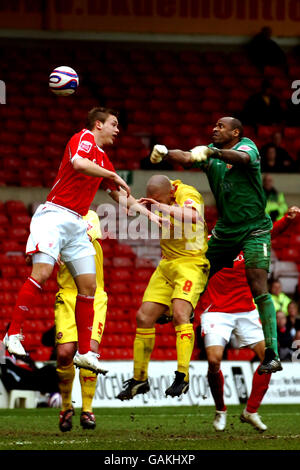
[0, 404, 299, 452]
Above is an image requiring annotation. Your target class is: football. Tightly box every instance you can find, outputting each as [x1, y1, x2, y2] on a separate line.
[47, 392, 62, 408]
[49, 66, 79, 96]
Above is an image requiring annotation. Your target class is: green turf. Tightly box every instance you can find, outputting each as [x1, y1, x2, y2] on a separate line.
[0, 404, 299, 451]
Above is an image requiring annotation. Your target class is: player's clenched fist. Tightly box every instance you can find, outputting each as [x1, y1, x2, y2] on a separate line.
[150, 144, 168, 164]
[190, 146, 221, 162]
[190, 146, 213, 162]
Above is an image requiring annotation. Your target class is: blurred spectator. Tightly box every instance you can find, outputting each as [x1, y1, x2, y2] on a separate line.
[276, 310, 294, 361]
[0, 353, 59, 396]
[286, 301, 300, 338]
[241, 80, 283, 127]
[261, 145, 284, 173]
[270, 280, 292, 316]
[262, 174, 288, 221]
[261, 132, 295, 172]
[245, 27, 288, 73]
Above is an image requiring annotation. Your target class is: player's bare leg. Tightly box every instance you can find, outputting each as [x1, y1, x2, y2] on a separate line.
[240, 340, 269, 432]
[205, 344, 227, 431]
[4, 259, 54, 357]
[246, 268, 282, 374]
[165, 299, 193, 398]
[116, 302, 166, 400]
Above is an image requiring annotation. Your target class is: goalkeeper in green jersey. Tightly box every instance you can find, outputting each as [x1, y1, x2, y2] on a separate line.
[150, 116, 281, 375]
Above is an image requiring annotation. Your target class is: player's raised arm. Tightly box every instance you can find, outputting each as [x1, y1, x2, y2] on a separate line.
[150, 144, 194, 168]
[150, 143, 251, 168]
[72, 157, 130, 196]
[109, 188, 162, 226]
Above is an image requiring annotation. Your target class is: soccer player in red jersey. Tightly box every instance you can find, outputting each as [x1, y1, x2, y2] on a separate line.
[198, 206, 300, 432]
[3, 107, 158, 374]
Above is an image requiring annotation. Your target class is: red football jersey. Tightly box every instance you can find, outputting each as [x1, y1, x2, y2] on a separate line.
[198, 215, 293, 315]
[47, 129, 117, 215]
[199, 254, 255, 314]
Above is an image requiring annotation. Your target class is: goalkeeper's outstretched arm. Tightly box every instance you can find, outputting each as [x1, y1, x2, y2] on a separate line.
[150, 144, 250, 167]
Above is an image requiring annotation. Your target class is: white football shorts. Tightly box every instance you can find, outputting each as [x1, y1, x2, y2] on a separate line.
[201, 308, 264, 348]
[26, 202, 95, 263]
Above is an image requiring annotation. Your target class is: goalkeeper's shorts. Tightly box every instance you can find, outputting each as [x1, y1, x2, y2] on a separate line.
[54, 288, 108, 344]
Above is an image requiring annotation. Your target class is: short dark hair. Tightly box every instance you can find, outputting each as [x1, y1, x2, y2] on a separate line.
[230, 117, 244, 138]
[86, 107, 119, 131]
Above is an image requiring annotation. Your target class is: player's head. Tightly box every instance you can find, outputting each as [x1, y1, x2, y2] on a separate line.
[212, 117, 243, 148]
[146, 175, 174, 204]
[262, 173, 274, 190]
[87, 107, 119, 145]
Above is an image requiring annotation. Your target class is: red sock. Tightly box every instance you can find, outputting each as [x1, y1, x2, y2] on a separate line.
[75, 294, 94, 354]
[246, 366, 271, 414]
[207, 369, 227, 412]
[8, 277, 42, 335]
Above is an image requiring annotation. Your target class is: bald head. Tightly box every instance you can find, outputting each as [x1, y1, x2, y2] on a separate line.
[147, 175, 173, 204]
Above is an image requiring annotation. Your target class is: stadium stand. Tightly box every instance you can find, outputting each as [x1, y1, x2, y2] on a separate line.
[0, 41, 299, 363]
[0, 43, 300, 182]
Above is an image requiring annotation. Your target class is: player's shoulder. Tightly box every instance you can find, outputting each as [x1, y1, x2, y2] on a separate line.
[69, 128, 94, 148]
[234, 137, 259, 153]
[172, 179, 202, 202]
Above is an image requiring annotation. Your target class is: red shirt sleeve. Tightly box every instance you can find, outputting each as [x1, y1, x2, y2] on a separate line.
[71, 131, 94, 160]
[271, 215, 293, 239]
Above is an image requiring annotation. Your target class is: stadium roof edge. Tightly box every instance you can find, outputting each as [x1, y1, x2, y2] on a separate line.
[0, 29, 298, 47]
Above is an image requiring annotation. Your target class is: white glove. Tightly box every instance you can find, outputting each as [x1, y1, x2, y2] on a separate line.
[190, 146, 214, 163]
[150, 144, 168, 164]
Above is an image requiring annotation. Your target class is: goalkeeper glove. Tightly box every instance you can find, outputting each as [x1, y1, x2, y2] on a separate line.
[190, 146, 221, 162]
[150, 144, 168, 164]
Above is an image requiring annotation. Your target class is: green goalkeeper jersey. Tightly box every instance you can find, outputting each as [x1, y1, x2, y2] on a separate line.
[193, 137, 272, 236]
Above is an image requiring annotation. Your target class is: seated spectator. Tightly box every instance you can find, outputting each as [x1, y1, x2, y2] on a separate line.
[261, 145, 284, 173]
[245, 27, 288, 73]
[286, 301, 300, 339]
[270, 280, 292, 316]
[261, 132, 295, 172]
[276, 310, 294, 361]
[262, 174, 288, 221]
[241, 79, 283, 127]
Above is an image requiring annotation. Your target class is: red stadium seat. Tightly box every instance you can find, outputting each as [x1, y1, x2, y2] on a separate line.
[135, 258, 155, 268]
[10, 213, 31, 227]
[8, 227, 29, 242]
[0, 291, 16, 304]
[24, 108, 45, 121]
[112, 257, 134, 268]
[19, 144, 41, 159]
[109, 268, 132, 282]
[113, 244, 135, 258]
[0, 279, 12, 291]
[135, 268, 154, 281]
[5, 120, 26, 133]
[281, 247, 300, 262]
[29, 120, 49, 134]
[5, 200, 28, 214]
[1, 240, 23, 253]
[109, 282, 130, 294]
